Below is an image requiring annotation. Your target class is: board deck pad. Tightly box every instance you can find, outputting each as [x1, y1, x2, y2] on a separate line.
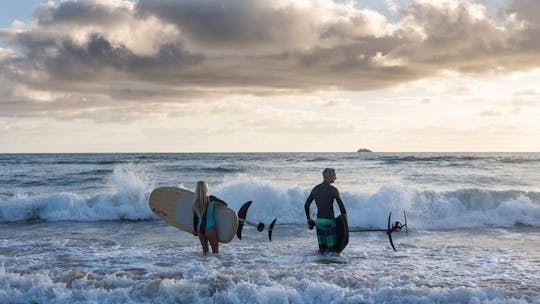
[335, 214, 349, 253]
[149, 187, 238, 243]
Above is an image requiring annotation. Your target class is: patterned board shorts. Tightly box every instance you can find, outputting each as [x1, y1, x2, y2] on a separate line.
[316, 218, 337, 253]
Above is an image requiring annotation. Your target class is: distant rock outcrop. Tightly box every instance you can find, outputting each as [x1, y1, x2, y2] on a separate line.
[356, 148, 372, 152]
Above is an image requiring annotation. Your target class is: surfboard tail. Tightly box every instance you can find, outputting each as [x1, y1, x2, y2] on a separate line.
[335, 214, 349, 253]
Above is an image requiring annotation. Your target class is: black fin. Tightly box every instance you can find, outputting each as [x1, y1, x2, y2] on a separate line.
[388, 233, 397, 251]
[387, 212, 397, 251]
[236, 201, 252, 240]
[268, 218, 277, 242]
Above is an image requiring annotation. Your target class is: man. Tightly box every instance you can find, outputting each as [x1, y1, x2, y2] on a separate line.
[304, 168, 347, 254]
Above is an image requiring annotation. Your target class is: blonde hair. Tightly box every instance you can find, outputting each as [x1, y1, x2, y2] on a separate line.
[193, 181, 210, 217]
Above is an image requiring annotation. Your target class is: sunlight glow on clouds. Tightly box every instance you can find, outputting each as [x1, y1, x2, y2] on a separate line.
[0, 0, 539, 152]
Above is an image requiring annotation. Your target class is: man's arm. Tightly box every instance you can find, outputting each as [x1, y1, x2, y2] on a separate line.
[304, 191, 316, 228]
[304, 192, 315, 221]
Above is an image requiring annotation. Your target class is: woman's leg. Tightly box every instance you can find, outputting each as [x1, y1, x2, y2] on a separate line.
[198, 233, 209, 253]
[205, 228, 219, 254]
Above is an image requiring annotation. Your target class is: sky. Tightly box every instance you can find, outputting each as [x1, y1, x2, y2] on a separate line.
[0, 0, 539, 153]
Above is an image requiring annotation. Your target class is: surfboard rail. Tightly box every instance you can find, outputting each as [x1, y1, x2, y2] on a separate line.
[149, 187, 238, 243]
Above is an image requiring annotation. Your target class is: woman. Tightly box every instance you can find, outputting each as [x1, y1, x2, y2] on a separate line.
[192, 181, 226, 254]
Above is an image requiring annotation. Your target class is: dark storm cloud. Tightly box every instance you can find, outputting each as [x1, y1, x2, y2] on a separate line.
[1, 0, 540, 119]
[134, 0, 311, 51]
[42, 34, 203, 81]
[34, 0, 133, 27]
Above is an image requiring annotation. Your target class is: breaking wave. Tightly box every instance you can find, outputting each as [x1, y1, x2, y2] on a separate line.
[1, 170, 539, 229]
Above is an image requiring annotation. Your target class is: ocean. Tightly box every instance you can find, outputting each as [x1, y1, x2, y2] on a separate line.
[1, 152, 539, 303]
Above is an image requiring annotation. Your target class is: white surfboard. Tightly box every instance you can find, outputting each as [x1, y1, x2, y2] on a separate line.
[149, 187, 238, 243]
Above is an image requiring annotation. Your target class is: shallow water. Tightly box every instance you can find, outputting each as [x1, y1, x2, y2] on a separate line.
[1, 153, 539, 303]
[1, 221, 539, 303]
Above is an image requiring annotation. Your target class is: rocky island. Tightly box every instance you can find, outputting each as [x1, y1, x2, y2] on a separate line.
[356, 148, 372, 152]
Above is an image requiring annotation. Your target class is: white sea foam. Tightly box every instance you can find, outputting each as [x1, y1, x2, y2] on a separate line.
[0, 164, 155, 222]
[1, 171, 539, 229]
[0, 262, 537, 304]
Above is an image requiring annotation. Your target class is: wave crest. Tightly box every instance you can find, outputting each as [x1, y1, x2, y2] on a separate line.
[2, 174, 539, 228]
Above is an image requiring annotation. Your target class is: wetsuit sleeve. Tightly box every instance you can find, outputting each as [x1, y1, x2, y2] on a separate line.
[334, 188, 347, 215]
[304, 191, 315, 220]
[209, 195, 227, 206]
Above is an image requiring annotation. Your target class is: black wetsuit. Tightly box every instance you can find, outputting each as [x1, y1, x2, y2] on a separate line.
[304, 181, 347, 253]
[304, 181, 346, 220]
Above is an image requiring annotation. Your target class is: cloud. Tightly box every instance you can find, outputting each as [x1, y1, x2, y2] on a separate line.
[2, 0, 540, 119]
[507, 0, 540, 25]
[512, 89, 538, 96]
[135, 0, 318, 52]
[320, 98, 350, 108]
[34, 0, 133, 27]
[0, 47, 15, 61]
[479, 110, 501, 116]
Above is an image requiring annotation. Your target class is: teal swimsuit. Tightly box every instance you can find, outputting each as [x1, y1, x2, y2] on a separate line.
[196, 201, 216, 233]
[193, 195, 227, 234]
